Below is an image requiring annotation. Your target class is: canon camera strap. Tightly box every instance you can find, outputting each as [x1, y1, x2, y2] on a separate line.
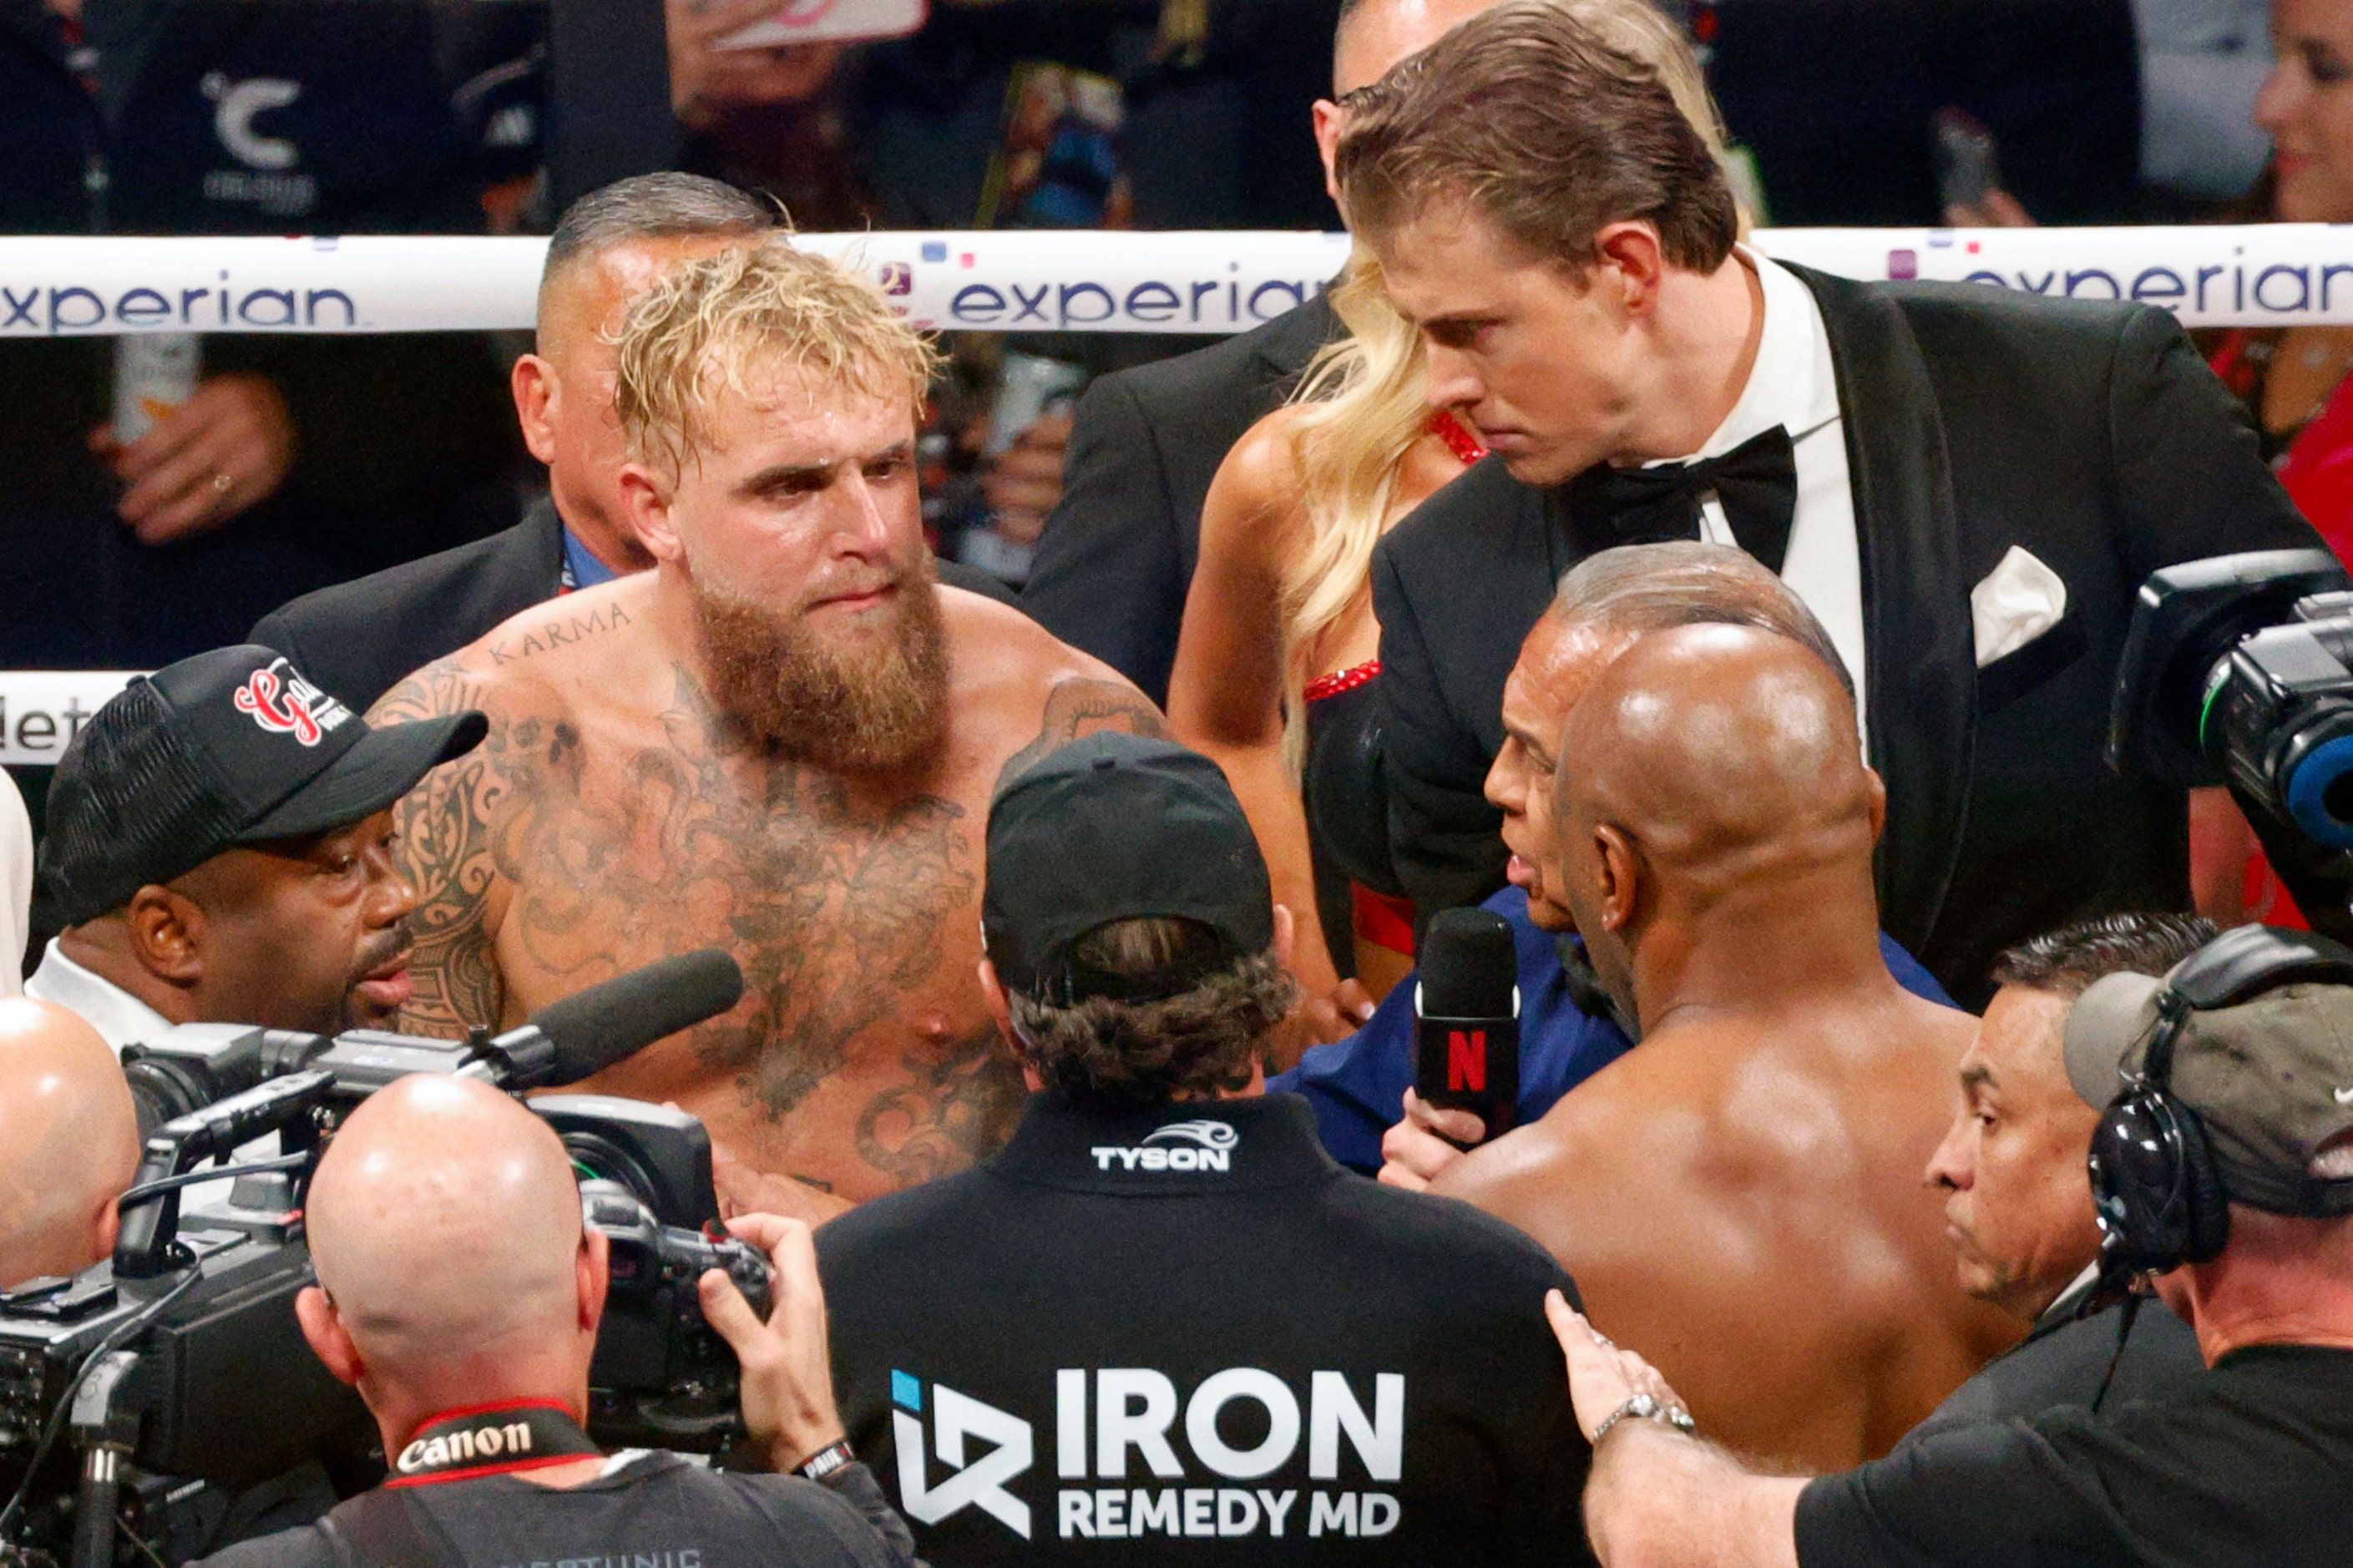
[384, 1399, 603, 1488]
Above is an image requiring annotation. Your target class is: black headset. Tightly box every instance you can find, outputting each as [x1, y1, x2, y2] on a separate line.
[2087, 923, 2353, 1279]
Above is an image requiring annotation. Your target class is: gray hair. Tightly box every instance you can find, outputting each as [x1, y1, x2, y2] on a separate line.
[1988, 913, 2220, 1000]
[541, 173, 778, 296]
[1552, 541, 1857, 704]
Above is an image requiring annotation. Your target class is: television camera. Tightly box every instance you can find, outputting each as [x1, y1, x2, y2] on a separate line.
[2111, 548, 2353, 940]
[0, 950, 763, 1568]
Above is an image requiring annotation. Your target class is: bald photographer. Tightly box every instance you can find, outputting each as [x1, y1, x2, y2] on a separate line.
[189, 1075, 918, 1568]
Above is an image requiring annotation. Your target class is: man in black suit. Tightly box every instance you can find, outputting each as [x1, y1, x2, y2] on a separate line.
[1021, 0, 1499, 705]
[1340, 2, 2322, 1003]
[252, 174, 1021, 712]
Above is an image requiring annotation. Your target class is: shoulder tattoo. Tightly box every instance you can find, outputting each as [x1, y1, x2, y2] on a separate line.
[371, 658, 515, 1035]
[994, 676, 1171, 795]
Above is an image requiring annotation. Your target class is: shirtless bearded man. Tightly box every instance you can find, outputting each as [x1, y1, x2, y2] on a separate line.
[1424, 615, 2016, 1469]
[372, 240, 1164, 1216]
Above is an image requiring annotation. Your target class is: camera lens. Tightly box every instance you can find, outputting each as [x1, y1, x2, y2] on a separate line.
[122, 1059, 214, 1140]
[560, 1131, 664, 1212]
[2284, 734, 2353, 850]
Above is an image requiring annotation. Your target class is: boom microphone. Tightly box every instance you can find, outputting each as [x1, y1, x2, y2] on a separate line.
[510, 948, 746, 1086]
[119, 950, 746, 1127]
[1413, 908, 1521, 1136]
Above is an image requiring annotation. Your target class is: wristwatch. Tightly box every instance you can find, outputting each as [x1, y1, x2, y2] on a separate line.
[1588, 1393, 1698, 1446]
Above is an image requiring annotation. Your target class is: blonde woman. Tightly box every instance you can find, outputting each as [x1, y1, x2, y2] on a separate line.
[1167, 0, 1737, 1031]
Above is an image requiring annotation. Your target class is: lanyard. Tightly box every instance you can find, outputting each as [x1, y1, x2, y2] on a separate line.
[386, 1399, 603, 1489]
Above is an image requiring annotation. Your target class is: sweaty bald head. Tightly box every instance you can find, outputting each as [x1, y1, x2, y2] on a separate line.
[0, 999, 139, 1289]
[1553, 624, 1882, 1009]
[306, 1076, 585, 1373]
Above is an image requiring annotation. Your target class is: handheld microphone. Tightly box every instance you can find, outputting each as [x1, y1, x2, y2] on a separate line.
[492, 948, 747, 1087]
[1413, 908, 1521, 1137]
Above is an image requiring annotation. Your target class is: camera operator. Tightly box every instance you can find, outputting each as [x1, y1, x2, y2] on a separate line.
[0, 996, 139, 1290]
[1546, 924, 2353, 1567]
[1905, 914, 2215, 1442]
[817, 731, 1590, 1565]
[191, 1073, 918, 1568]
[24, 645, 485, 1052]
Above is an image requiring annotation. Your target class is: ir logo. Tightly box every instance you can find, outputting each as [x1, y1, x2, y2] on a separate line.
[203, 73, 301, 169]
[891, 1372, 1035, 1538]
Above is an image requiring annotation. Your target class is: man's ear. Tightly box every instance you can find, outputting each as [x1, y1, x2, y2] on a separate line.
[1592, 823, 1643, 933]
[1312, 99, 1347, 211]
[124, 887, 204, 989]
[977, 959, 1045, 1090]
[94, 1196, 121, 1267]
[577, 1225, 610, 1337]
[618, 463, 685, 564]
[296, 1286, 367, 1389]
[1864, 769, 1889, 847]
[512, 354, 559, 468]
[1591, 220, 1669, 319]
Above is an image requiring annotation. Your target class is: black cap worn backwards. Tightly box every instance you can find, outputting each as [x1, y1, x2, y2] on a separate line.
[38, 645, 487, 927]
[983, 731, 1273, 1004]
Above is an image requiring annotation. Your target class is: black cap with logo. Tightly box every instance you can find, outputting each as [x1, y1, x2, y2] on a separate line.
[38, 645, 487, 927]
[982, 731, 1273, 1004]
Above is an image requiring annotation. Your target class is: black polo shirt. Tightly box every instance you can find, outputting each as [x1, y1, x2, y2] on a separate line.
[1797, 1343, 2353, 1566]
[816, 1091, 1593, 1565]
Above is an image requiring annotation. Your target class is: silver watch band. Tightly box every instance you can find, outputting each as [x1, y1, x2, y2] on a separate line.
[1589, 1393, 1698, 1446]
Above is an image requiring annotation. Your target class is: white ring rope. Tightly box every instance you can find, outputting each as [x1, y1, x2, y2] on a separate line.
[4, 220, 2346, 758]
[0, 225, 2350, 339]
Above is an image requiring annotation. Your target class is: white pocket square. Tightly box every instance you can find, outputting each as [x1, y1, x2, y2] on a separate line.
[1971, 546, 2068, 669]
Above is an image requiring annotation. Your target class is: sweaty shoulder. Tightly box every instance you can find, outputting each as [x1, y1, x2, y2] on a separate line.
[941, 585, 1171, 772]
[1318, 1168, 1578, 1304]
[368, 578, 647, 729]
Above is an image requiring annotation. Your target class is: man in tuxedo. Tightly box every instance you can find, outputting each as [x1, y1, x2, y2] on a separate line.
[1339, 1, 2323, 1002]
[1021, 0, 1498, 705]
[252, 173, 1014, 712]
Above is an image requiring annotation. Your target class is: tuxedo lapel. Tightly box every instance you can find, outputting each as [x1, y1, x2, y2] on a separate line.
[1784, 263, 1976, 954]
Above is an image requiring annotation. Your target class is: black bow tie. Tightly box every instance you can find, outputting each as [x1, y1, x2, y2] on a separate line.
[1562, 424, 1798, 574]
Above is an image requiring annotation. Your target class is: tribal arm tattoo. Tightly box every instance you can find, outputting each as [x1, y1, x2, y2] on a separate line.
[369, 658, 512, 1036]
[993, 675, 1173, 795]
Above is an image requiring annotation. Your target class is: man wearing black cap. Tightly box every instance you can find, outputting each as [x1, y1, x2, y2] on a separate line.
[815, 731, 1592, 1566]
[26, 645, 485, 1050]
[1540, 923, 2353, 1568]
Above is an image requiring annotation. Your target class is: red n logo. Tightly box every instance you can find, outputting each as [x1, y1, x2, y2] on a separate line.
[1447, 1029, 1487, 1093]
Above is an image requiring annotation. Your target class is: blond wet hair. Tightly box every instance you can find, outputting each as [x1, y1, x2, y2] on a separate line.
[614, 235, 940, 477]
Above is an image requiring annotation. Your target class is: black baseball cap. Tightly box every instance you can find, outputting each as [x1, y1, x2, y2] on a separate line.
[39, 645, 487, 927]
[982, 731, 1273, 1004]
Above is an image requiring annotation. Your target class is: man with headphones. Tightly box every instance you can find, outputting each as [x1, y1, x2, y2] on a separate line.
[1536, 922, 2353, 1567]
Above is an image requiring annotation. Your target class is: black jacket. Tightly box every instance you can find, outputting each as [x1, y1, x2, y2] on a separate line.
[250, 496, 566, 711]
[816, 1091, 1593, 1566]
[1022, 293, 1343, 706]
[1900, 1295, 2206, 1449]
[1374, 266, 2321, 1003]
[252, 496, 1030, 711]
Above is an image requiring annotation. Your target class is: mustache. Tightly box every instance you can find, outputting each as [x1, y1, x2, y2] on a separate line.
[349, 920, 416, 986]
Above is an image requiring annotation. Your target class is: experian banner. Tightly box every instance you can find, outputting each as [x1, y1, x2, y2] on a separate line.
[4, 225, 2353, 336]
